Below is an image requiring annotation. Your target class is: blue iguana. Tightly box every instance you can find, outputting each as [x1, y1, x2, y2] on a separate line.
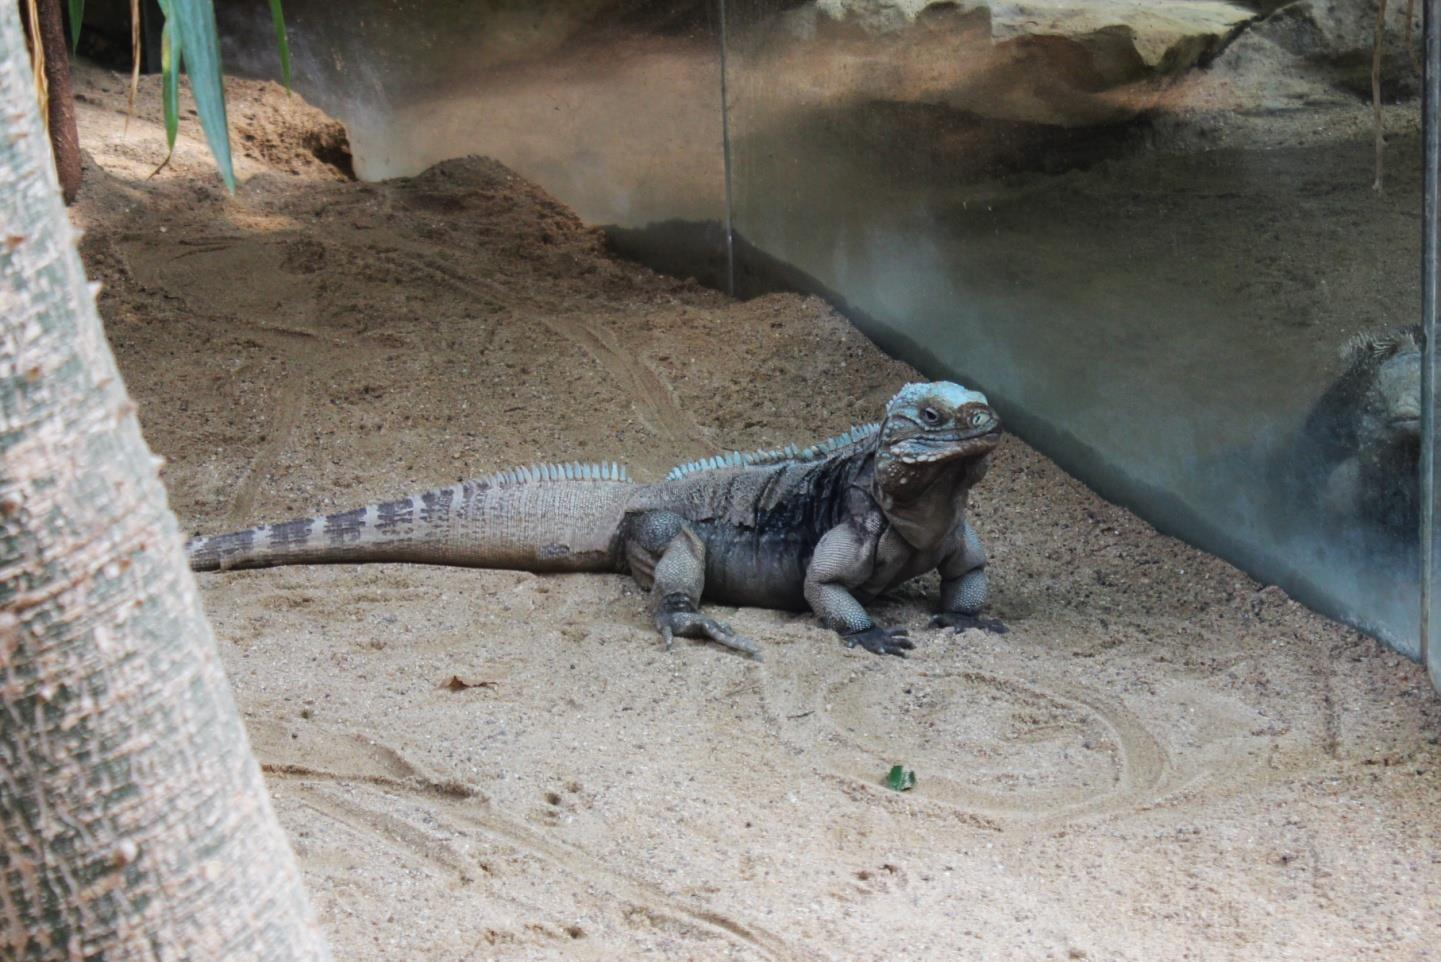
[188, 381, 1006, 657]
[1300, 325, 1421, 534]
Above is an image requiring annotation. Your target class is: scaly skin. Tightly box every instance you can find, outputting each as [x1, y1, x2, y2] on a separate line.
[187, 382, 1005, 657]
[1300, 326, 1422, 534]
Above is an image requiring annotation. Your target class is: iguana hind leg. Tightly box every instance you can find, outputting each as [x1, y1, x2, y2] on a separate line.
[626, 511, 760, 659]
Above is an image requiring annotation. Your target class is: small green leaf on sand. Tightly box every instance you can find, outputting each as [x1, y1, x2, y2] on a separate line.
[885, 765, 917, 792]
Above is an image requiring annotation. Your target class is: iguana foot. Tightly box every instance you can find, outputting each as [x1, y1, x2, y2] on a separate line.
[842, 625, 914, 657]
[657, 610, 762, 659]
[930, 612, 1009, 635]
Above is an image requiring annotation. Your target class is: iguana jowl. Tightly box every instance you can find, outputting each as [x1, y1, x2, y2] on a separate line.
[187, 382, 1005, 657]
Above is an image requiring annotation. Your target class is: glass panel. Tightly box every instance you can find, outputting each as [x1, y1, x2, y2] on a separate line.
[217, 1, 726, 247]
[724, 0, 1425, 656]
[1424, 0, 1440, 689]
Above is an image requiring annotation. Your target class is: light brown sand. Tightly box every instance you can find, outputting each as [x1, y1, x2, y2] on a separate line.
[71, 65, 1441, 961]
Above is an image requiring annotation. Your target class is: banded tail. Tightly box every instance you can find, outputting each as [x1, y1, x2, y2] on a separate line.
[186, 462, 635, 574]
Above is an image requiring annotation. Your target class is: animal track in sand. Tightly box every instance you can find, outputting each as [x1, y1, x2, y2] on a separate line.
[253, 724, 481, 801]
[129, 233, 707, 470]
[226, 375, 308, 527]
[121, 234, 384, 528]
[375, 246, 708, 449]
[123, 236, 322, 335]
[259, 729, 820, 962]
[763, 663, 1168, 828]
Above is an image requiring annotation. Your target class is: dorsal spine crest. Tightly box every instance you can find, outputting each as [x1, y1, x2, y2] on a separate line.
[484, 461, 629, 486]
[665, 423, 880, 481]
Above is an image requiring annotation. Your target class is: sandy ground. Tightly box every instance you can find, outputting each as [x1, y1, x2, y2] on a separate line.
[68, 64, 1441, 961]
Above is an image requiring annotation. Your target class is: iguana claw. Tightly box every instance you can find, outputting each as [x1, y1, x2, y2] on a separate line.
[658, 610, 762, 659]
[930, 612, 1009, 635]
[842, 625, 914, 657]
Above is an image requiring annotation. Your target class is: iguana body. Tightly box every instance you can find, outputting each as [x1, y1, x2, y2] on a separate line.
[188, 382, 1005, 657]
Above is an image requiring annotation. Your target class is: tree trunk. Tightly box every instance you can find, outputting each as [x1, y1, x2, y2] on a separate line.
[0, 4, 330, 959]
[18, 0, 83, 204]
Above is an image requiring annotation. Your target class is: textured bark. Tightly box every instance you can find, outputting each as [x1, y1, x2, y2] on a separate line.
[18, 0, 82, 204]
[0, 4, 330, 959]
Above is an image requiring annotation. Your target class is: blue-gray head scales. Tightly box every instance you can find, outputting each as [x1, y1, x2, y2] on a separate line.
[880, 381, 1002, 465]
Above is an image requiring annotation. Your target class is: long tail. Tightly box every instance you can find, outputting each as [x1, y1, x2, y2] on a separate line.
[186, 462, 635, 574]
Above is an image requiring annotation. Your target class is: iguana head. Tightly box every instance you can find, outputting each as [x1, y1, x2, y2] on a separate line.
[873, 381, 1001, 497]
[1342, 328, 1422, 447]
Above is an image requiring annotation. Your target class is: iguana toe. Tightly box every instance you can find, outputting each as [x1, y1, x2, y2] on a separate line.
[931, 612, 1008, 635]
[657, 610, 762, 659]
[842, 625, 914, 657]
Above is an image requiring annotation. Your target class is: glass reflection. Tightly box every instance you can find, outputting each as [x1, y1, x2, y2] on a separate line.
[724, 0, 1425, 655]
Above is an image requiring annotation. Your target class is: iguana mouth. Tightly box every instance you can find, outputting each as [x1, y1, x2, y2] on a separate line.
[921, 423, 1003, 444]
[893, 428, 1002, 463]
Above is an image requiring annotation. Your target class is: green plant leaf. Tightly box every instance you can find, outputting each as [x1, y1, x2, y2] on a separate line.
[267, 0, 291, 92]
[68, 0, 84, 51]
[160, 13, 179, 151]
[145, 0, 180, 178]
[885, 765, 916, 792]
[169, 0, 235, 191]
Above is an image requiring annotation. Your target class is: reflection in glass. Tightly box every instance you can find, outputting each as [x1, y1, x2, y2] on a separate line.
[1423, 0, 1439, 690]
[723, 0, 1425, 655]
[218, 1, 726, 230]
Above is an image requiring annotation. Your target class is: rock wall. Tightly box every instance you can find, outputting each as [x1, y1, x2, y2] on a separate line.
[738, 0, 1422, 129]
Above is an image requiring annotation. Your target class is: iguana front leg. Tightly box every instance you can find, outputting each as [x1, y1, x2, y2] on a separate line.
[626, 511, 760, 658]
[804, 514, 913, 657]
[930, 520, 1007, 634]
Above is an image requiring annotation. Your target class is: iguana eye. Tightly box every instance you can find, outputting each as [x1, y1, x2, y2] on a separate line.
[920, 408, 941, 425]
[970, 410, 989, 427]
